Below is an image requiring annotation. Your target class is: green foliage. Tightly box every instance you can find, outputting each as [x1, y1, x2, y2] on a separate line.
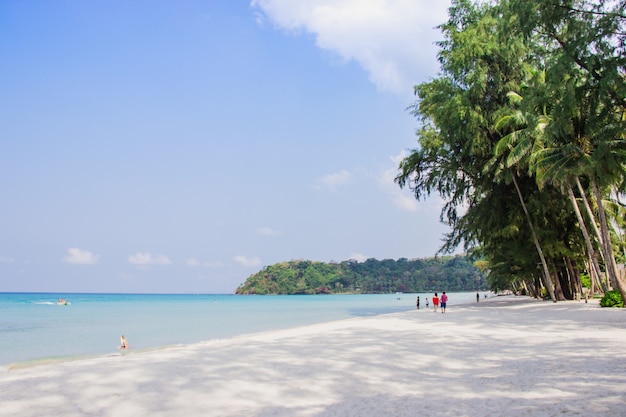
[600, 290, 624, 308]
[580, 274, 591, 289]
[235, 255, 487, 295]
[395, 0, 626, 301]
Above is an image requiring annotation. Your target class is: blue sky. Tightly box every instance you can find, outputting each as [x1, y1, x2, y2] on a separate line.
[1, 0, 453, 293]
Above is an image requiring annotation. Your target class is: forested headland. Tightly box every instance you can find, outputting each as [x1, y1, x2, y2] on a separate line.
[394, 0, 626, 305]
[235, 255, 487, 295]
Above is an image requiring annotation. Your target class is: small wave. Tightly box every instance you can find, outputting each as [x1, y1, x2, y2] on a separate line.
[7, 353, 101, 371]
[31, 301, 72, 306]
[5, 345, 186, 371]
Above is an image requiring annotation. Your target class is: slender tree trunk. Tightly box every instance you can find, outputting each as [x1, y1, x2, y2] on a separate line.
[558, 261, 572, 300]
[576, 178, 608, 266]
[551, 259, 567, 301]
[592, 180, 618, 286]
[587, 257, 595, 299]
[512, 171, 556, 301]
[553, 267, 563, 299]
[588, 254, 607, 295]
[535, 273, 541, 298]
[591, 179, 626, 302]
[567, 183, 607, 292]
[565, 256, 582, 300]
[612, 188, 626, 261]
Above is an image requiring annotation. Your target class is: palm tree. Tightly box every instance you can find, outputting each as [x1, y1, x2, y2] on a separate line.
[489, 90, 558, 301]
[530, 97, 626, 301]
[508, 0, 626, 302]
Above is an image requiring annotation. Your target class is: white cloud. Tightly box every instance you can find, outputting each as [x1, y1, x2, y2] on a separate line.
[348, 252, 368, 262]
[128, 252, 172, 266]
[257, 226, 280, 236]
[63, 248, 99, 265]
[251, 0, 450, 95]
[234, 255, 262, 267]
[186, 258, 224, 267]
[315, 169, 352, 190]
[379, 152, 419, 212]
[378, 151, 450, 214]
[186, 258, 201, 266]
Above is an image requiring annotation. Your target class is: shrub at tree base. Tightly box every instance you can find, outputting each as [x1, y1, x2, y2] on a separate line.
[600, 291, 624, 308]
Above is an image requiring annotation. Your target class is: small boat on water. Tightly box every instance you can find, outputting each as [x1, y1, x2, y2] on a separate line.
[56, 298, 70, 305]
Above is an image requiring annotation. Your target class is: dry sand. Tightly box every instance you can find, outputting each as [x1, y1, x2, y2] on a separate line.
[1, 295, 625, 417]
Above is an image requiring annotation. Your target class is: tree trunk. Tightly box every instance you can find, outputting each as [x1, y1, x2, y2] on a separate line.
[587, 257, 595, 299]
[567, 183, 607, 292]
[551, 259, 567, 301]
[558, 261, 573, 300]
[512, 171, 556, 301]
[588, 254, 607, 296]
[612, 188, 626, 261]
[565, 256, 582, 300]
[576, 177, 608, 266]
[591, 179, 626, 302]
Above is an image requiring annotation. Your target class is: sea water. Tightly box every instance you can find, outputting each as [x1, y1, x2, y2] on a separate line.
[0, 292, 481, 369]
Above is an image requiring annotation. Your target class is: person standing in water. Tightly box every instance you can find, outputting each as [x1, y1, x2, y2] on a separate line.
[119, 335, 129, 349]
[432, 293, 439, 312]
[416, 296, 420, 310]
[440, 292, 448, 313]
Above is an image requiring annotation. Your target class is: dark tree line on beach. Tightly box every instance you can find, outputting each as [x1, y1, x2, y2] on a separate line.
[396, 0, 626, 303]
[235, 255, 487, 295]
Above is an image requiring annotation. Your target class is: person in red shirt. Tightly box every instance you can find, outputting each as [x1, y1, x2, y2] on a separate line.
[433, 293, 439, 312]
[440, 292, 448, 313]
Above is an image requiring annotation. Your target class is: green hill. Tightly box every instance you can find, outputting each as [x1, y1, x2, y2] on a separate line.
[236, 255, 487, 295]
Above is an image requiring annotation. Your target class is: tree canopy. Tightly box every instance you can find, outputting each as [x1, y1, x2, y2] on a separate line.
[396, 0, 626, 302]
[235, 255, 487, 295]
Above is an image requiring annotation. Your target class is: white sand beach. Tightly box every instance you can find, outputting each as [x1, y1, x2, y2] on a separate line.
[1, 295, 625, 417]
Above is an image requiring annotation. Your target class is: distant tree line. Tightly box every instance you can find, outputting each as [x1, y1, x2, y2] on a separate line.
[235, 255, 488, 295]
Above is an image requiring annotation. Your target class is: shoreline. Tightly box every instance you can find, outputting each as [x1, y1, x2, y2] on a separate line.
[2, 295, 625, 416]
[1, 291, 485, 369]
[4, 294, 488, 371]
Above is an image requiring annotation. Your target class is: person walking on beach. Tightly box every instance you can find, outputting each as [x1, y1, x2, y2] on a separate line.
[416, 296, 420, 310]
[477, 292, 480, 302]
[433, 293, 439, 312]
[119, 335, 129, 349]
[440, 292, 448, 313]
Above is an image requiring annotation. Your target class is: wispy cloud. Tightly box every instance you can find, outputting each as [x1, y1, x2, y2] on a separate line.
[348, 252, 368, 262]
[379, 152, 419, 212]
[128, 252, 172, 266]
[0, 256, 15, 264]
[257, 226, 280, 236]
[186, 258, 224, 267]
[234, 255, 262, 267]
[378, 151, 450, 215]
[252, 0, 449, 95]
[63, 248, 99, 265]
[186, 258, 201, 266]
[315, 169, 352, 191]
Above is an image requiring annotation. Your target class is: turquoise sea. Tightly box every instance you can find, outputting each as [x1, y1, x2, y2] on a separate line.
[0, 292, 482, 369]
